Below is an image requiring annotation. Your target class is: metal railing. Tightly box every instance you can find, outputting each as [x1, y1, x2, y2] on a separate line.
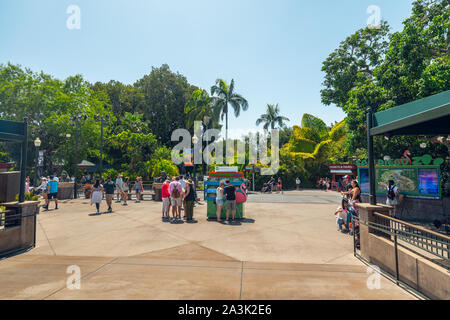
[357, 212, 449, 271]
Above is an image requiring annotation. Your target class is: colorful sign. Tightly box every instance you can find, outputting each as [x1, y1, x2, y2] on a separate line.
[183, 148, 193, 167]
[358, 165, 441, 200]
[356, 154, 444, 167]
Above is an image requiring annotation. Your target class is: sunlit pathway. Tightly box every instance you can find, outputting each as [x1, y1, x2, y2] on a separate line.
[0, 191, 416, 300]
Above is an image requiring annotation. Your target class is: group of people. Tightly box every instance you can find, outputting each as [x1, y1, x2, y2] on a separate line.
[161, 175, 199, 223]
[317, 177, 331, 191]
[261, 176, 283, 193]
[34, 175, 60, 211]
[333, 179, 362, 248]
[89, 175, 144, 215]
[215, 180, 242, 223]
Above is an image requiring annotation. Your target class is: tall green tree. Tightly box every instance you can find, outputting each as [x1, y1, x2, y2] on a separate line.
[210, 78, 248, 142]
[321, 0, 449, 158]
[255, 104, 290, 130]
[184, 88, 220, 130]
[134, 64, 197, 145]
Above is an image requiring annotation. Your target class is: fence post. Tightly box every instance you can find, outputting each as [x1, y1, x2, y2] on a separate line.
[394, 229, 400, 285]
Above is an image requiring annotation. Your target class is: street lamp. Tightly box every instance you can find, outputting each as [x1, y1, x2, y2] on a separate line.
[34, 138, 41, 186]
[70, 114, 87, 199]
[94, 114, 110, 176]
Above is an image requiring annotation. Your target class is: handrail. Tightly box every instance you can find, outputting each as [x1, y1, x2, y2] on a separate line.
[372, 211, 450, 241]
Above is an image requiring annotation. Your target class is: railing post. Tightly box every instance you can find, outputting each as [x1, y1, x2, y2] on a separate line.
[394, 229, 400, 285]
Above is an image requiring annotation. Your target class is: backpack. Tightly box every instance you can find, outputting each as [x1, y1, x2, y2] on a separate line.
[387, 186, 396, 200]
[171, 184, 180, 198]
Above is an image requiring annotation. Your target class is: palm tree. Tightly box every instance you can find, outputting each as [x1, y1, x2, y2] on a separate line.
[256, 104, 290, 130]
[184, 89, 220, 130]
[210, 79, 248, 142]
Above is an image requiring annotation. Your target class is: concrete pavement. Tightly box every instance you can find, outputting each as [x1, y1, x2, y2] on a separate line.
[0, 190, 416, 299]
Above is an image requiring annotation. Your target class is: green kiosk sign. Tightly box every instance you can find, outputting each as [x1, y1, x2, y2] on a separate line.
[357, 151, 443, 200]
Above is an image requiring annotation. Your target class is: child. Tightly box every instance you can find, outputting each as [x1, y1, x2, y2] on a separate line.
[334, 199, 349, 232]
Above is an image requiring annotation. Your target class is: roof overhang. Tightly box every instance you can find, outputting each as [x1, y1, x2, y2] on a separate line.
[370, 90, 450, 136]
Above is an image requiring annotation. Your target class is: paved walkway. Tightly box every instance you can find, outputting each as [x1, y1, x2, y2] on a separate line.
[0, 191, 415, 299]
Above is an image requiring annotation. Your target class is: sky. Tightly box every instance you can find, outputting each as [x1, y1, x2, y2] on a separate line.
[0, 0, 415, 139]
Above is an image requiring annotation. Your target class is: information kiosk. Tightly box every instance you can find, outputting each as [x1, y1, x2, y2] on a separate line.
[204, 167, 247, 219]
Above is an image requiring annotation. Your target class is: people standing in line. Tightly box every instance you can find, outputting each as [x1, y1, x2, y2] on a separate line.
[133, 177, 143, 203]
[386, 180, 400, 217]
[224, 179, 237, 223]
[296, 177, 301, 191]
[161, 179, 171, 220]
[45, 175, 59, 211]
[216, 181, 225, 222]
[103, 176, 115, 213]
[169, 177, 183, 221]
[184, 179, 196, 222]
[122, 177, 129, 206]
[90, 179, 103, 215]
[115, 174, 123, 203]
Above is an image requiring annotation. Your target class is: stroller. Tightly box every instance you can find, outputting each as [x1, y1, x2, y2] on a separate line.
[261, 182, 272, 193]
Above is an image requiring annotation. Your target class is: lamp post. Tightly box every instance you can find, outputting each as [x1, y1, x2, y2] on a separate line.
[34, 137, 41, 187]
[94, 114, 109, 177]
[71, 114, 87, 199]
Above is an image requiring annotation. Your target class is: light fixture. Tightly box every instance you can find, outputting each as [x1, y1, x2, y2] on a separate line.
[203, 115, 211, 126]
[34, 137, 41, 147]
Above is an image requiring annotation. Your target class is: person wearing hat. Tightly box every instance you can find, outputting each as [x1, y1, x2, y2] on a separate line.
[183, 179, 196, 222]
[161, 179, 171, 220]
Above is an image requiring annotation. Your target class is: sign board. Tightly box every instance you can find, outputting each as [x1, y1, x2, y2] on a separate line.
[183, 148, 193, 167]
[358, 165, 441, 200]
[215, 166, 238, 173]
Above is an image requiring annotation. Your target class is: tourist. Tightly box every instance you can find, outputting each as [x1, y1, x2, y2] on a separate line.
[296, 177, 301, 191]
[80, 175, 86, 185]
[45, 175, 59, 211]
[216, 181, 225, 222]
[342, 180, 361, 202]
[386, 180, 400, 217]
[169, 177, 183, 221]
[133, 177, 143, 203]
[224, 179, 237, 222]
[122, 177, 129, 206]
[334, 199, 349, 232]
[179, 175, 186, 212]
[90, 179, 103, 215]
[161, 179, 171, 220]
[103, 176, 115, 213]
[25, 176, 30, 193]
[37, 177, 48, 203]
[277, 177, 283, 194]
[184, 179, 196, 222]
[115, 174, 123, 203]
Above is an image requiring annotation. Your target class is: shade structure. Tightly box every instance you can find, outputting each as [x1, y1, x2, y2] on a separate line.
[0, 118, 27, 202]
[366, 91, 450, 205]
[371, 90, 450, 137]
